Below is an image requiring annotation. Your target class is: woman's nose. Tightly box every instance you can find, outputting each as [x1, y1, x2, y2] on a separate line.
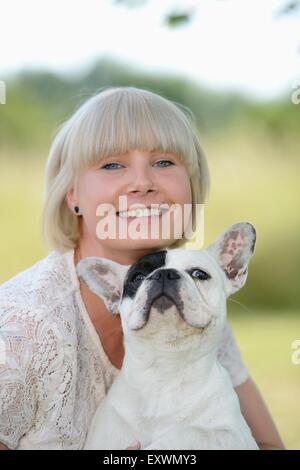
[127, 167, 158, 195]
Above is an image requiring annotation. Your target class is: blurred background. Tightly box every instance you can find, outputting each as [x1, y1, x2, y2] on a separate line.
[0, 0, 299, 449]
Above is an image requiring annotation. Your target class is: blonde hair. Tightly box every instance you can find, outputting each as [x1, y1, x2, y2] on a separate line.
[42, 86, 210, 253]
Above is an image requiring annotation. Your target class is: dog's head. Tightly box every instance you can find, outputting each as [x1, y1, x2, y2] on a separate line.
[77, 222, 256, 352]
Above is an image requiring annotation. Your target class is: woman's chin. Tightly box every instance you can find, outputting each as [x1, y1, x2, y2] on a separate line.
[102, 236, 174, 253]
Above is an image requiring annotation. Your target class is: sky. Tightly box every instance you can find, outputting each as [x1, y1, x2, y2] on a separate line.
[0, 0, 299, 99]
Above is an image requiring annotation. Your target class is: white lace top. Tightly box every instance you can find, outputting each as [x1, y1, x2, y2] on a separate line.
[0, 249, 249, 450]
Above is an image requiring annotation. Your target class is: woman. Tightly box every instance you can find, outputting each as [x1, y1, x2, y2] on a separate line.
[0, 86, 284, 450]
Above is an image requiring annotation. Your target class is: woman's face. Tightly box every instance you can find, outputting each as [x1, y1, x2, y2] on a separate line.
[66, 148, 192, 264]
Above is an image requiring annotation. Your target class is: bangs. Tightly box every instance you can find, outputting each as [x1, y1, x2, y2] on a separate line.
[65, 87, 199, 175]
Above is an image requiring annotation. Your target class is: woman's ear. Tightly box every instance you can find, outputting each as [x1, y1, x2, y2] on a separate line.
[207, 222, 256, 295]
[65, 186, 77, 212]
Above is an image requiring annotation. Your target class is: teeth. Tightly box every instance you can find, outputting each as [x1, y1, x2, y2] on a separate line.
[118, 207, 167, 218]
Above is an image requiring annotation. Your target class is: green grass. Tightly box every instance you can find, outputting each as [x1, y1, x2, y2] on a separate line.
[230, 309, 300, 450]
[0, 152, 47, 282]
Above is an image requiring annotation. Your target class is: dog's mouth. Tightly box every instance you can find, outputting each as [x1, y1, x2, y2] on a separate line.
[150, 294, 212, 327]
[136, 294, 213, 332]
[191, 318, 212, 332]
[145, 293, 186, 319]
[151, 294, 177, 311]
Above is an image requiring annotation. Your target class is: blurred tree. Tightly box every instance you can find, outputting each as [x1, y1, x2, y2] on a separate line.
[278, 0, 300, 15]
[1, 57, 298, 150]
[113, 0, 300, 27]
[113, 0, 195, 27]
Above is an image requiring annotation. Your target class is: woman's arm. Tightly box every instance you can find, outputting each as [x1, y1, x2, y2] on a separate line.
[235, 376, 285, 450]
[0, 442, 9, 450]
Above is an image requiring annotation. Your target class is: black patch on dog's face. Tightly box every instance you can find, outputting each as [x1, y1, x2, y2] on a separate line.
[122, 251, 167, 300]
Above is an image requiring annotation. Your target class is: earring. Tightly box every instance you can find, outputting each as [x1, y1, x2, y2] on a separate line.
[74, 206, 80, 214]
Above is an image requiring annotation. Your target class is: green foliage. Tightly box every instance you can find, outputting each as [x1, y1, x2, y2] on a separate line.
[1, 58, 299, 151]
[165, 13, 192, 27]
[0, 82, 54, 149]
[278, 0, 300, 15]
[231, 310, 300, 450]
[113, 0, 300, 26]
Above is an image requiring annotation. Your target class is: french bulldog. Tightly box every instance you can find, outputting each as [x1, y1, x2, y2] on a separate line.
[77, 222, 258, 450]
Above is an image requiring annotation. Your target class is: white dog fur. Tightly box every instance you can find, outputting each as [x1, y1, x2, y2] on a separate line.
[77, 222, 258, 450]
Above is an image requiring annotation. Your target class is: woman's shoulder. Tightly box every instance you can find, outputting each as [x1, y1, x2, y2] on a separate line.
[0, 249, 76, 315]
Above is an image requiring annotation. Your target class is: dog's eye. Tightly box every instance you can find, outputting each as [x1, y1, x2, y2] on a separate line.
[131, 273, 146, 284]
[191, 269, 211, 281]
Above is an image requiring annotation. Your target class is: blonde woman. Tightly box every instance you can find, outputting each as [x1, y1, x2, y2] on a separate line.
[0, 87, 284, 450]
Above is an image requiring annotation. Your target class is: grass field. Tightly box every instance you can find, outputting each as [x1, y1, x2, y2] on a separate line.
[0, 151, 47, 278]
[0, 138, 299, 449]
[230, 309, 300, 450]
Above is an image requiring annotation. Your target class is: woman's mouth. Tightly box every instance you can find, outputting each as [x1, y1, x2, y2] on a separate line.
[116, 206, 170, 220]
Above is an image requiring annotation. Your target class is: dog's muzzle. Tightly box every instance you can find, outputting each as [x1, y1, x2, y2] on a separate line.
[146, 268, 184, 315]
[148, 268, 180, 283]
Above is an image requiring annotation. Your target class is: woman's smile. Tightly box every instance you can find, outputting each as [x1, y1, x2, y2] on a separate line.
[117, 205, 170, 219]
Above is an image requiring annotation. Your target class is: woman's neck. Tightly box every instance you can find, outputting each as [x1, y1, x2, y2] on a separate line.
[75, 229, 168, 266]
[75, 239, 164, 265]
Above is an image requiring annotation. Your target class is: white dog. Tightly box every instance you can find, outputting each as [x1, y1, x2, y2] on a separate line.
[77, 222, 258, 450]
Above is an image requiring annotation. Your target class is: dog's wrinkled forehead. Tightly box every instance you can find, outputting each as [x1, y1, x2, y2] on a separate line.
[165, 249, 216, 272]
[122, 250, 168, 299]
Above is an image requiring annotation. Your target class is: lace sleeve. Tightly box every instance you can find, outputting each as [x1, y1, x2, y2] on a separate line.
[217, 320, 249, 387]
[0, 303, 51, 449]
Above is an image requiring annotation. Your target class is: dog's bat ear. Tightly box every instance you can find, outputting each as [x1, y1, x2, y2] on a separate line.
[207, 222, 256, 295]
[76, 257, 131, 315]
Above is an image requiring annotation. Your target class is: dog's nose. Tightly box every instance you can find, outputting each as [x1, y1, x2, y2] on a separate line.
[148, 268, 180, 282]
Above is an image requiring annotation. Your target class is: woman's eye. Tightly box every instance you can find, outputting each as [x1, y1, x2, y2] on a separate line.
[154, 160, 174, 167]
[101, 163, 123, 170]
[100, 160, 174, 170]
[191, 269, 211, 281]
